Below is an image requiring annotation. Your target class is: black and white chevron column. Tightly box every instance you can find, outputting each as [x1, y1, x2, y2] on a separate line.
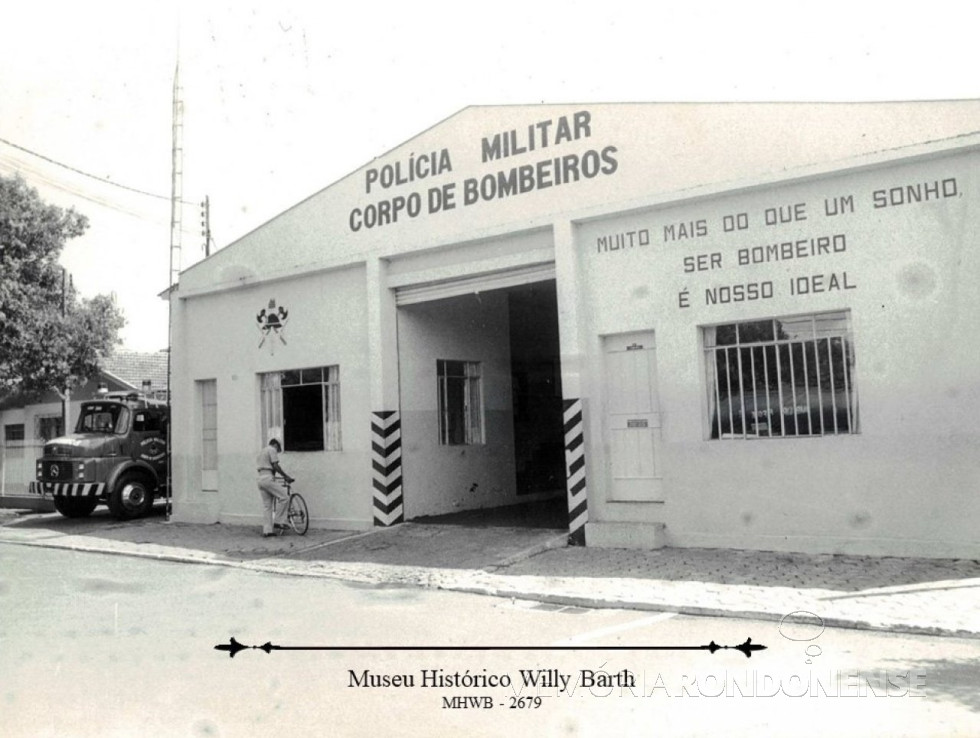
[371, 410, 403, 526]
[563, 398, 588, 546]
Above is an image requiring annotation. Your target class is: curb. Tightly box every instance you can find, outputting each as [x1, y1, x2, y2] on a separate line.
[3, 534, 978, 641]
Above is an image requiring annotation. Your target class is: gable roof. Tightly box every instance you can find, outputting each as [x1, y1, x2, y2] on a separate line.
[177, 101, 980, 297]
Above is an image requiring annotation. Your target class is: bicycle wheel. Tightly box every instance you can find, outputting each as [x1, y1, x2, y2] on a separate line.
[287, 493, 309, 535]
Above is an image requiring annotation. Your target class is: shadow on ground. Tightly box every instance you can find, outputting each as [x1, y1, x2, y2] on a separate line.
[882, 656, 980, 713]
[1, 504, 352, 561]
[412, 496, 568, 529]
[4, 500, 979, 592]
[0, 500, 568, 568]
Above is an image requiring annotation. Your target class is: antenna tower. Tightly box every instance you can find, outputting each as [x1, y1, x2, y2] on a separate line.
[169, 62, 184, 287]
[165, 60, 183, 521]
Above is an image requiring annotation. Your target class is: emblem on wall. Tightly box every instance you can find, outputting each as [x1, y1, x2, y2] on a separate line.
[257, 299, 289, 353]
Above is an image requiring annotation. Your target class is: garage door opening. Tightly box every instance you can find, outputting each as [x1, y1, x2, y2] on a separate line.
[509, 282, 564, 500]
[396, 279, 566, 530]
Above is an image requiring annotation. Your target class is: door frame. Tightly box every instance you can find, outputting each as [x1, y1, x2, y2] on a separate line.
[600, 329, 664, 503]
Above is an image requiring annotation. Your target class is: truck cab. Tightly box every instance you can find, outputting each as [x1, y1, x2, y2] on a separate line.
[31, 392, 169, 520]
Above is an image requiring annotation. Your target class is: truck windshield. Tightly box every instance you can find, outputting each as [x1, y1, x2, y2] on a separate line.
[76, 404, 131, 434]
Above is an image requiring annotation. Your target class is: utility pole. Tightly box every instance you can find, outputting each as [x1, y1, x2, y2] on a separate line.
[61, 268, 72, 435]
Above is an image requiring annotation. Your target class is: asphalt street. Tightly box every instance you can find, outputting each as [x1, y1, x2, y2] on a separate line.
[3, 545, 980, 737]
[3, 506, 979, 639]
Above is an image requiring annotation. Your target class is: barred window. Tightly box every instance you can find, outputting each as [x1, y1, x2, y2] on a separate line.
[704, 311, 858, 439]
[438, 360, 483, 445]
[4, 424, 25, 442]
[260, 366, 341, 452]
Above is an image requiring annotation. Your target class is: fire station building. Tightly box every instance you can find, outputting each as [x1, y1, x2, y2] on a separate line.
[168, 102, 980, 559]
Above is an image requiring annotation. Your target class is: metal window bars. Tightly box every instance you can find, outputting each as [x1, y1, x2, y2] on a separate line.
[705, 312, 858, 439]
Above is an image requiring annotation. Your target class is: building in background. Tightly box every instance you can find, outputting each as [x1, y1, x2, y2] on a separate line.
[103, 349, 170, 402]
[0, 349, 168, 509]
[168, 103, 980, 558]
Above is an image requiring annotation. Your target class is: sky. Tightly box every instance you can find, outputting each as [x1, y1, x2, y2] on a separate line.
[2, 1, 977, 352]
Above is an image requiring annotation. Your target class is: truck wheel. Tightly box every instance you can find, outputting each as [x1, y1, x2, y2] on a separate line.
[53, 495, 98, 518]
[108, 475, 154, 520]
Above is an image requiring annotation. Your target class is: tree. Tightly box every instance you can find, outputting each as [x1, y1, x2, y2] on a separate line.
[0, 173, 125, 398]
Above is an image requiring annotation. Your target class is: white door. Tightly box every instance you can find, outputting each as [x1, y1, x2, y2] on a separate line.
[603, 331, 663, 502]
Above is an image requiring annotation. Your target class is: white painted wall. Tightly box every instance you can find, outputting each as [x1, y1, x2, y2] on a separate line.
[168, 104, 980, 556]
[397, 291, 517, 517]
[575, 147, 980, 557]
[1, 395, 101, 498]
[171, 265, 372, 529]
[0, 408, 30, 497]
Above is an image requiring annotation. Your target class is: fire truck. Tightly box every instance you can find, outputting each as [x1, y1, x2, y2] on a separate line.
[30, 391, 168, 520]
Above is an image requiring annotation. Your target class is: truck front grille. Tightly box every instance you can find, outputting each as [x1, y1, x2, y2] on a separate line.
[40, 460, 75, 481]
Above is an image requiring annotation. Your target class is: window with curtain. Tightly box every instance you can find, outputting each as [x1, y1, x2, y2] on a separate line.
[703, 311, 858, 439]
[35, 416, 63, 442]
[438, 359, 483, 445]
[260, 366, 341, 451]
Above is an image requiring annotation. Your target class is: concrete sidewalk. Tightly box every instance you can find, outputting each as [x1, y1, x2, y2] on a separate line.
[2, 506, 978, 639]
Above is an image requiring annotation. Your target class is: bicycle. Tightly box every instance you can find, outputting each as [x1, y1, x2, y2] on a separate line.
[273, 477, 309, 535]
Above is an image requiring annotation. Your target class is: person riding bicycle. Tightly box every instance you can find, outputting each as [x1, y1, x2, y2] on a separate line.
[256, 438, 294, 537]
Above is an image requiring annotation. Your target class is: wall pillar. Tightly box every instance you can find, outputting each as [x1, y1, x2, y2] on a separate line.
[366, 259, 402, 525]
[554, 220, 589, 545]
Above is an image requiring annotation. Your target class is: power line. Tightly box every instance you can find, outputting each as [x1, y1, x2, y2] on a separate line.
[1, 141, 218, 254]
[0, 154, 169, 223]
[0, 135, 198, 206]
[0, 155, 208, 242]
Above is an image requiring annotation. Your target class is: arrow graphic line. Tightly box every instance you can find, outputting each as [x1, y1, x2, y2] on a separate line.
[215, 637, 766, 659]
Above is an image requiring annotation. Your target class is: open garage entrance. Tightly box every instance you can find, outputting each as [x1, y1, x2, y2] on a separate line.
[396, 278, 566, 530]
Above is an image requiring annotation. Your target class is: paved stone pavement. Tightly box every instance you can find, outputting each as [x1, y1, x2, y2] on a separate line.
[1, 506, 978, 638]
